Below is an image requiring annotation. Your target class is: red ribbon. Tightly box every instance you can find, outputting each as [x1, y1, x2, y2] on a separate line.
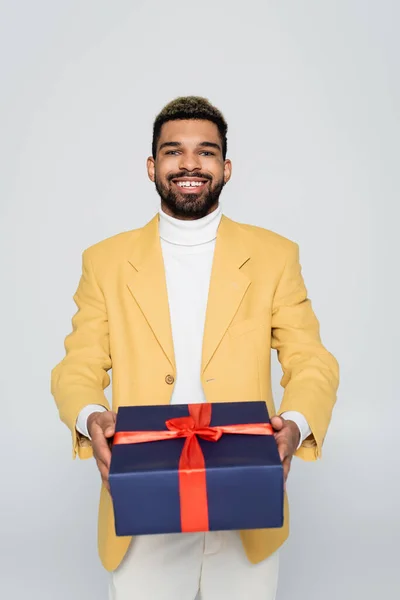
[113, 403, 273, 532]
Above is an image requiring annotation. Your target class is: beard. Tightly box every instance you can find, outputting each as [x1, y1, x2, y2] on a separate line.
[155, 171, 225, 219]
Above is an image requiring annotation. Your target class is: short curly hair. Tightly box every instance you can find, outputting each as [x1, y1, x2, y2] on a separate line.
[152, 96, 228, 159]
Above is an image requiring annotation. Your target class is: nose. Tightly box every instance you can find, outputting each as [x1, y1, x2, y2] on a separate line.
[178, 152, 201, 173]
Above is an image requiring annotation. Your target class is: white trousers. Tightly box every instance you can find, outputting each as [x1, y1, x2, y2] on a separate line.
[109, 531, 279, 600]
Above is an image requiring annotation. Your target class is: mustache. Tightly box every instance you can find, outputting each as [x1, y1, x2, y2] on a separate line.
[167, 172, 212, 182]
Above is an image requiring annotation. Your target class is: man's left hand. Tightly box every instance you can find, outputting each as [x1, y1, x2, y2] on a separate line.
[270, 415, 301, 485]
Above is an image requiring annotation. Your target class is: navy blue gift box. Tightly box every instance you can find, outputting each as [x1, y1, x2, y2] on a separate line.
[109, 401, 284, 536]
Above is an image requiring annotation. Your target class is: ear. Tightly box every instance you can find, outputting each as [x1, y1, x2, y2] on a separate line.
[223, 159, 232, 184]
[147, 156, 155, 182]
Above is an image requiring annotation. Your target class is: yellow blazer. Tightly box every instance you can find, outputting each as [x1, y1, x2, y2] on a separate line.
[51, 213, 339, 572]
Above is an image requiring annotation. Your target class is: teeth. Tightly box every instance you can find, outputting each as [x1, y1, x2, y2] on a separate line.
[177, 181, 205, 187]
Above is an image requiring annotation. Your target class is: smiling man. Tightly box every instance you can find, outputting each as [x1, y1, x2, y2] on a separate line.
[51, 96, 339, 600]
[150, 117, 230, 219]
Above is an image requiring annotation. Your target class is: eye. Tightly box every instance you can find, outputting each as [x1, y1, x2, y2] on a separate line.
[165, 150, 180, 155]
[200, 151, 215, 156]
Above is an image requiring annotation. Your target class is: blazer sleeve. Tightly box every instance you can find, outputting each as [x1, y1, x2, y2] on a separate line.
[51, 249, 111, 459]
[271, 242, 339, 461]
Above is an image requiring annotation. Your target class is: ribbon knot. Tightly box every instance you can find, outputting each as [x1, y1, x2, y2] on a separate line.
[113, 403, 273, 532]
[166, 415, 197, 436]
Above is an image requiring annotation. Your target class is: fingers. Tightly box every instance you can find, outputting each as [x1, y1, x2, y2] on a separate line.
[91, 411, 116, 468]
[275, 436, 290, 463]
[101, 411, 116, 438]
[91, 423, 112, 469]
[273, 420, 290, 463]
[88, 411, 117, 494]
[274, 423, 294, 486]
[273, 418, 298, 462]
[282, 456, 292, 483]
[273, 422, 293, 481]
[87, 410, 115, 439]
[270, 415, 284, 431]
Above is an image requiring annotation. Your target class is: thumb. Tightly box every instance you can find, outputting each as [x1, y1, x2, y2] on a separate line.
[102, 412, 116, 438]
[270, 415, 284, 431]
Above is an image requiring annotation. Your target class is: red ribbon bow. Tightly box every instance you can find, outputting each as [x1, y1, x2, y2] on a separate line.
[113, 403, 273, 532]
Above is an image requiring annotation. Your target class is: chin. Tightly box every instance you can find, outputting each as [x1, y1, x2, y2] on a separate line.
[170, 197, 212, 218]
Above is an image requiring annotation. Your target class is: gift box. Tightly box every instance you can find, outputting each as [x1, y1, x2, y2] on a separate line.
[109, 401, 284, 536]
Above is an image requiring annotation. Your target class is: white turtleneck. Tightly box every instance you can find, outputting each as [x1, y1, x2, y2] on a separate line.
[159, 205, 222, 405]
[76, 206, 310, 446]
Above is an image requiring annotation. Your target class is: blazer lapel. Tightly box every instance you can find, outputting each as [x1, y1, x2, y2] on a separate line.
[201, 215, 251, 373]
[126, 215, 175, 370]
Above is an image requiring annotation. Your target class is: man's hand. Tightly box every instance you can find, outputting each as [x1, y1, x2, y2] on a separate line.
[87, 410, 117, 493]
[270, 415, 301, 486]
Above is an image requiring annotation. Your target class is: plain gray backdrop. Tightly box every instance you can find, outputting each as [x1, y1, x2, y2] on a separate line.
[1, 1, 399, 598]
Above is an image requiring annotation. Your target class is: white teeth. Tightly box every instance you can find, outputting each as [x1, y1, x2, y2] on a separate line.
[177, 181, 204, 187]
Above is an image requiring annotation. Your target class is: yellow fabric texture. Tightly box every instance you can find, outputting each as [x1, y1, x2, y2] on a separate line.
[51, 214, 339, 571]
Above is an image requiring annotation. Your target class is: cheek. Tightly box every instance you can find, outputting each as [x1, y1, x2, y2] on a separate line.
[211, 168, 225, 184]
[208, 161, 225, 179]
[157, 160, 179, 182]
[154, 168, 168, 184]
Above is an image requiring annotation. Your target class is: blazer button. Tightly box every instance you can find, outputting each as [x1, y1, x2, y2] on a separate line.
[165, 374, 175, 385]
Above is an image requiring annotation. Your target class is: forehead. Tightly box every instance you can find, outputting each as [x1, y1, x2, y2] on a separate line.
[158, 119, 221, 146]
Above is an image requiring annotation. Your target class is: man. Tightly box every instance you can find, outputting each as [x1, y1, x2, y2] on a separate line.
[51, 96, 339, 600]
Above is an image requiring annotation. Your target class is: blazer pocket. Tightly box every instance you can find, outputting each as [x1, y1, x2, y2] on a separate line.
[228, 317, 261, 338]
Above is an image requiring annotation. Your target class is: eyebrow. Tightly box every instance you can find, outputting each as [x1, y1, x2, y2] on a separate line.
[159, 141, 222, 152]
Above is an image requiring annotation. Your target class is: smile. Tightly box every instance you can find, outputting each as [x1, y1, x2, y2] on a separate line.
[177, 181, 205, 188]
[171, 177, 209, 191]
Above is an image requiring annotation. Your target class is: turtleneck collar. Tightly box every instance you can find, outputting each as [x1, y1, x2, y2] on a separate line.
[158, 204, 222, 247]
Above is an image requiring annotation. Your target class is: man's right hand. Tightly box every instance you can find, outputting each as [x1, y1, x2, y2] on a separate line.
[87, 410, 117, 493]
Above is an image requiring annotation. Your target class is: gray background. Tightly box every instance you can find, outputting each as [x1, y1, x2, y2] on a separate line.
[1, 1, 399, 598]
